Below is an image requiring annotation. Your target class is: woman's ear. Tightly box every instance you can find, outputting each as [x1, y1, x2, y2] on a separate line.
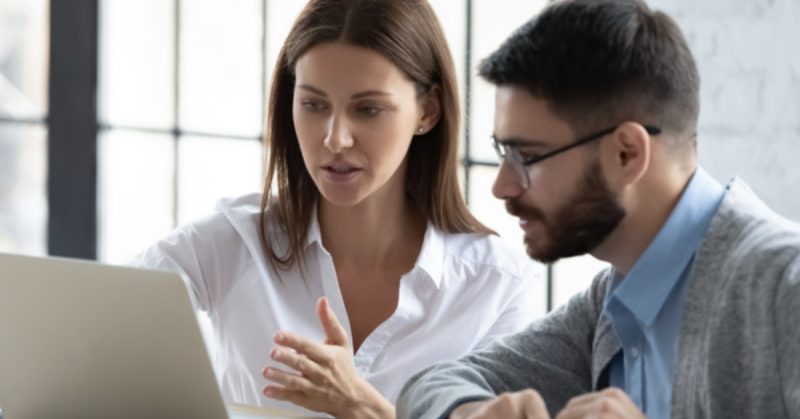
[416, 85, 442, 135]
[601, 121, 652, 189]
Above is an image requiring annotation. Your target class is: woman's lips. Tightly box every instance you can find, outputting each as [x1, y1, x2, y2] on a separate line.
[321, 164, 362, 183]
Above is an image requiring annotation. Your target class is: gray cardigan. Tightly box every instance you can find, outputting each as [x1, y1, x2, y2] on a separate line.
[396, 178, 800, 419]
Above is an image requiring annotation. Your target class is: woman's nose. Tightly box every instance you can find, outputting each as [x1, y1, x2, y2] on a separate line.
[323, 116, 354, 153]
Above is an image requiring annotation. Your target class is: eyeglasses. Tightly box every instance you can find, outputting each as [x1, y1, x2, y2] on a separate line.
[491, 124, 661, 189]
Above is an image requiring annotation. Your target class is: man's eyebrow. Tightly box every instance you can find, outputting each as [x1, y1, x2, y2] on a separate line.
[296, 84, 327, 96]
[493, 135, 549, 148]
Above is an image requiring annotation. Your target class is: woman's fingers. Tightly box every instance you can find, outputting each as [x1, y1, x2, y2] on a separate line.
[317, 297, 349, 347]
[262, 385, 304, 404]
[273, 331, 333, 366]
[268, 347, 327, 382]
[262, 366, 314, 392]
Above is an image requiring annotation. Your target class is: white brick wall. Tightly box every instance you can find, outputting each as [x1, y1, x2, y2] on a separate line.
[650, 0, 800, 220]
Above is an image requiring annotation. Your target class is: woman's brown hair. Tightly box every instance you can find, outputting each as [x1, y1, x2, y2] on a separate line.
[260, 0, 493, 272]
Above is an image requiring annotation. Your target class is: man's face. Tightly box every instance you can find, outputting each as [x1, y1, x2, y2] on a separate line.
[491, 86, 626, 263]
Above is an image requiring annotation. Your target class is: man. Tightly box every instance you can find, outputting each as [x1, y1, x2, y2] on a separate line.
[396, 0, 800, 418]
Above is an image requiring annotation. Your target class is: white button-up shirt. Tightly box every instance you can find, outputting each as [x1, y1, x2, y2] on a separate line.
[131, 194, 543, 415]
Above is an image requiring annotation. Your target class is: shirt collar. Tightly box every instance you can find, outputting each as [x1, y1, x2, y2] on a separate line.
[306, 205, 444, 288]
[412, 223, 445, 289]
[304, 204, 323, 250]
[606, 167, 725, 327]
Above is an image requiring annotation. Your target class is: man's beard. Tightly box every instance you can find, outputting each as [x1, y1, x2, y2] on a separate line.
[506, 159, 626, 263]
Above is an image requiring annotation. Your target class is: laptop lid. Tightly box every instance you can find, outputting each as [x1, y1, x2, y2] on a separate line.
[0, 252, 232, 419]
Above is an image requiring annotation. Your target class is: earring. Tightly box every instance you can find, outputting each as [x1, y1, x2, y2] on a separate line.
[417, 127, 424, 134]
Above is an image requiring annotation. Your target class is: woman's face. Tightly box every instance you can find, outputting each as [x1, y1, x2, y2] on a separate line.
[292, 41, 435, 208]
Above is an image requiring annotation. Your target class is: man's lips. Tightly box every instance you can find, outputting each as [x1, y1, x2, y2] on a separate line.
[506, 201, 546, 233]
[506, 199, 544, 218]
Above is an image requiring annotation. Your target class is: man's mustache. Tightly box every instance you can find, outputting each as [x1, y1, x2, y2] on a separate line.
[505, 199, 546, 223]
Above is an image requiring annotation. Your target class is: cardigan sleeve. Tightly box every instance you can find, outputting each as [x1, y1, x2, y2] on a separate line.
[395, 270, 609, 419]
[775, 254, 800, 418]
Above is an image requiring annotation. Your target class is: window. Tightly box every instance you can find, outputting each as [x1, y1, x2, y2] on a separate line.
[0, 0, 48, 256]
[98, 0, 263, 263]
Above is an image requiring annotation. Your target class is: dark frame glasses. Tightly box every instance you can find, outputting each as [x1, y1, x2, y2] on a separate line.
[492, 124, 662, 188]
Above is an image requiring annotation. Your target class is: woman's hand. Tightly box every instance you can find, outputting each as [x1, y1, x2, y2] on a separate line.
[262, 297, 394, 418]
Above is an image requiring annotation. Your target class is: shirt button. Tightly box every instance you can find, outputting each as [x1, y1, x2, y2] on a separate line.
[630, 347, 640, 358]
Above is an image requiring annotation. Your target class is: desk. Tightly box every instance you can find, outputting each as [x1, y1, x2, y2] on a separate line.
[227, 403, 330, 418]
[0, 404, 325, 419]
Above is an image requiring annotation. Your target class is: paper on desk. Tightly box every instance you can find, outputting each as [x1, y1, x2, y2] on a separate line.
[227, 403, 331, 418]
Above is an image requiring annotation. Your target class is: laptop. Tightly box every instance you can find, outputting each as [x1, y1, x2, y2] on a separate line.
[0, 253, 321, 419]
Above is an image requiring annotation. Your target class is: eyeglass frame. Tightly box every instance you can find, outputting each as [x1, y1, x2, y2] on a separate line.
[491, 124, 662, 189]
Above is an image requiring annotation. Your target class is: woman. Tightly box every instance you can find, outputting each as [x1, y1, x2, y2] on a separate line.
[132, 0, 542, 417]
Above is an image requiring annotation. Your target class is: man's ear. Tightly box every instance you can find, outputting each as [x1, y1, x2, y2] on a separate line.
[416, 85, 442, 135]
[601, 121, 652, 189]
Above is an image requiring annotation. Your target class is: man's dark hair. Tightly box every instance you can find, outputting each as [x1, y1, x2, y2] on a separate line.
[479, 0, 699, 149]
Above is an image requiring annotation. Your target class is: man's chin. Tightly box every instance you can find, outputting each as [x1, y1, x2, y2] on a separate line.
[523, 238, 562, 264]
[523, 236, 591, 264]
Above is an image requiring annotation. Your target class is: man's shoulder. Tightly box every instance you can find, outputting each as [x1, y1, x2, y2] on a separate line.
[711, 178, 800, 252]
[696, 177, 800, 284]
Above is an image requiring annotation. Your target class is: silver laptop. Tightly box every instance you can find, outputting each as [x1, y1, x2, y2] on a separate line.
[0, 253, 317, 419]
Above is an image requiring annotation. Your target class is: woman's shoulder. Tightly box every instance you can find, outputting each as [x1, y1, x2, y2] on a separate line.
[213, 192, 264, 220]
[438, 229, 540, 282]
[155, 193, 268, 248]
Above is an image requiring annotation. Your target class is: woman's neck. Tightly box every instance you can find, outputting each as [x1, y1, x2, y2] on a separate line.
[318, 193, 426, 274]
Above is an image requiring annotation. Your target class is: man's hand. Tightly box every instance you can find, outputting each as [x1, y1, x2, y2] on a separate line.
[262, 297, 393, 418]
[450, 388, 644, 419]
[555, 388, 645, 419]
[450, 390, 550, 419]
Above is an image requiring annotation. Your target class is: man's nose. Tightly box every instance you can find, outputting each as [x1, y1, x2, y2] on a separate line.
[492, 161, 526, 200]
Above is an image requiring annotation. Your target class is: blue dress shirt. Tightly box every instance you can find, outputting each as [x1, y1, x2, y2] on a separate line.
[602, 168, 724, 419]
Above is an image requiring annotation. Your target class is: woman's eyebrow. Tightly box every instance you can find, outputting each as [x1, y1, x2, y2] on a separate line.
[351, 90, 392, 99]
[296, 84, 327, 97]
[296, 85, 391, 100]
